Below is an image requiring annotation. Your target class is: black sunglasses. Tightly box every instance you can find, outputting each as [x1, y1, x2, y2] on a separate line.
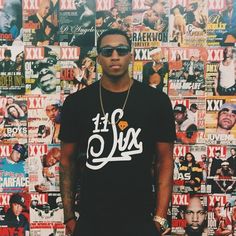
[99, 45, 130, 57]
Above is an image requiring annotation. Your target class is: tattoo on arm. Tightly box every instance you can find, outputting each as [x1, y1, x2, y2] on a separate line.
[60, 161, 76, 222]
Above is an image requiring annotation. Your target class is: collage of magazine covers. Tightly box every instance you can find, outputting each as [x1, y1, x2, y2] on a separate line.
[0, 0, 236, 235]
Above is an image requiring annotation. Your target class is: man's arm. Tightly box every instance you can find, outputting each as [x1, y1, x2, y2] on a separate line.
[60, 142, 79, 234]
[154, 142, 174, 232]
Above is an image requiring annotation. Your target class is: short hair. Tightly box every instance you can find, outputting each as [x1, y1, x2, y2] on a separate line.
[97, 28, 131, 53]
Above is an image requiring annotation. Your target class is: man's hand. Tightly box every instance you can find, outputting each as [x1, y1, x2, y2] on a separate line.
[154, 221, 171, 235]
[65, 218, 77, 236]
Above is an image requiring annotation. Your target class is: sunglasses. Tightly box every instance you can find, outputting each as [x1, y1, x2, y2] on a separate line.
[99, 45, 130, 57]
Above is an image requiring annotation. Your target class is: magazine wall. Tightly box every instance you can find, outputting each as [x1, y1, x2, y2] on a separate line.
[0, 0, 236, 235]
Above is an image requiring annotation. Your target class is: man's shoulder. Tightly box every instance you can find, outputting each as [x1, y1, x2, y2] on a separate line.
[133, 80, 171, 109]
[19, 213, 28, 221]
[133, 79, 166, 96]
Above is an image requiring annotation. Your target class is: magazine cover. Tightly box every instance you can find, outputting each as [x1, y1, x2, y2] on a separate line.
[169, 0, 207, 47]
[59, 0, 95, 46]
[25, 46, 61, 95]
[0, 143, 28, 193]
[173, 144, 208, 194]
[0, 96, 27, 143]
[207, 0, 236, 46]
[27, 95, 61, 144]
[96, 0, 132, 39]
[23, 0, 59, 46]
[207, 145, 236, 194]
[28, 144, 60, 192]
[171, 193, 208, 236]
[0, 46, 24, 95]
[133, 47, 169, 93]
[30, 225, 65, 236]
[30, 193, 64, 226]
[168, 47, 207, 97]
[205, 96, 236, 145]
[60, 46, 97, 94]
[206, 46, 236, 96]
[132, 0, 169, 43]
[208, 194, 236, 235]
[0, 192, 30, 236]
[171, 97, 205, 144]
[205, 47, 224, 96]
[0, 0, 22, 46]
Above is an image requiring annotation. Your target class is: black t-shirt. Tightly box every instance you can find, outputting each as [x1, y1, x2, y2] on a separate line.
[59, 80, 176, 217]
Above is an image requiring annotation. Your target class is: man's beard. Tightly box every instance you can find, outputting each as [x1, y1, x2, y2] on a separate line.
[185, 224, 205, 236]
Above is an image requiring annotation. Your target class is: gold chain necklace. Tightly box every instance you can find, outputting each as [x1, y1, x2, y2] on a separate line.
[99, 79, 132, 125]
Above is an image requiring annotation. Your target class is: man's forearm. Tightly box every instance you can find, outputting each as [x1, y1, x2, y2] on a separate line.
[155, 160, 173, 217]
[155, 143, 174, 218]
[59, 155, 77, 222]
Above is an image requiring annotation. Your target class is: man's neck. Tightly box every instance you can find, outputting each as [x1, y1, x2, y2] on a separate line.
[216, 127, 230, 134]
[100, 75, 133, 92]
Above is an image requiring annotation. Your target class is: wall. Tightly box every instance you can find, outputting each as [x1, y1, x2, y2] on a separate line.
[0, 0, 235, 235]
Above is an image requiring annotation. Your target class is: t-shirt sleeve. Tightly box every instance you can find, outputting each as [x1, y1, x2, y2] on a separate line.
[58, 95, 79, 142]
[154, 92, 176, 142]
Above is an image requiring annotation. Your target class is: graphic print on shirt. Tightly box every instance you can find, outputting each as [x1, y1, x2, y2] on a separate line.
[86, 108, 143, 170]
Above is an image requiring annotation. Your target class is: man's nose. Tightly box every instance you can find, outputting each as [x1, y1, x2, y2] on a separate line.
[110, 50, 120, 59]
[192, 212, 199, 221]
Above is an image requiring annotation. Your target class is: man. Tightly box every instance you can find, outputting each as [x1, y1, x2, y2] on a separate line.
[142, 48, 168, 92]
[32, 47, 60, 94]
[28, 0, 57, 46]
[74, 0, 94, 28]
[59, 29, 176, 236]
[0, 49, 16, 72]
[216, 161, 234, 177]
[198, 154, 208, 182]
[72, 56, 96, 91]
[4, 193, 29, 234]
[38, 98, 61, 143]
[178, 152, 203, 192]
[0, 143, 26, 173]
[6, 103, 25, 123]
[187, 103, 198, 123]
[174, 104, 198, 144]
[184, 1, 206, 30]
[209, 150, 222, 176]
[214, 161, 236, 193]
[69, 0, 95, 46]
[0, 0, 22, 45]
[226, 148, 236, 175]
[34, 147, 61, 192]
[221, 0, 236, 44]
[216, 103, 236, 134]
[215, 47, 236, 95]
[181, 196, 207, 236]
[183, 56, 197, 82]
[142, 0, 168, 32]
